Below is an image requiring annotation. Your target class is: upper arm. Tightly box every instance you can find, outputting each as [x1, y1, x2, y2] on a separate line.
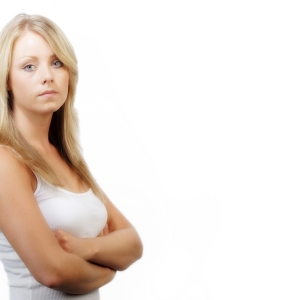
[0, 148, 65, 285]
[101, 190, 133, 232]
[100, 190, 143, 268]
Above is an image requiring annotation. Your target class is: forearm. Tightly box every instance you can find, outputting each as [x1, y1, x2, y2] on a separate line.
[85, 228, 143, 271]
[43, 251, 116, 294]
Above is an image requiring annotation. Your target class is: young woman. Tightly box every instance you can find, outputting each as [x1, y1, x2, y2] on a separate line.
[0, 13, 143, 299]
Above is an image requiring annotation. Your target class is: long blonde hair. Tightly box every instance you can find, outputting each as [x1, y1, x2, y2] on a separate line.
[0, 14, 104, 200]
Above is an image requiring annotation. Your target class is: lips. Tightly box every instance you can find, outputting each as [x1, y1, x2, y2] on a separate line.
[39, 89, 57, 96]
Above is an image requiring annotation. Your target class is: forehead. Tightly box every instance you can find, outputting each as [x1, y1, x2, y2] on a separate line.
[12, 30, 54, 59]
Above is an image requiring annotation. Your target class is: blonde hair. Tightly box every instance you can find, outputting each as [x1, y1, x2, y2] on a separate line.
[0, 13, 104, 200]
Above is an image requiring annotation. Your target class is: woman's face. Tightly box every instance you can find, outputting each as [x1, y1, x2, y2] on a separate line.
[8, 30, 69, 119]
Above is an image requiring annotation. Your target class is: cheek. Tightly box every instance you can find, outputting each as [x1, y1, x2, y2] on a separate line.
[64, 77, 70, 95]
[59, 69, 69, 85]
[62, 73, 70, 97]
[10, 74, 28, 96]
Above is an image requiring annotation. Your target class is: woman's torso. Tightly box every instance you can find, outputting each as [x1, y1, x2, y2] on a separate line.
[0, 173, 107, 300]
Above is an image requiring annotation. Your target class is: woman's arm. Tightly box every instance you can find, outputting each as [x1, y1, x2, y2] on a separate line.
[55, 190, 143, 271]
[0, 148, 116, 294]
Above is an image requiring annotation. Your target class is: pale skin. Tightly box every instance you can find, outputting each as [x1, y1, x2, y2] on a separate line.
[0, 30, 142, 294]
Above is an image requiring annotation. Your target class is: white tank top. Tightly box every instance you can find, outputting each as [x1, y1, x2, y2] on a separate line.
[0, 173, 107, 300]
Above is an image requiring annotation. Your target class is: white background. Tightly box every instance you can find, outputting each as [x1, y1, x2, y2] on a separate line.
[1, 1, 300, 299]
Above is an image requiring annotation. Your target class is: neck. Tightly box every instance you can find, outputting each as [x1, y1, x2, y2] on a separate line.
[12, 109, 53, 152]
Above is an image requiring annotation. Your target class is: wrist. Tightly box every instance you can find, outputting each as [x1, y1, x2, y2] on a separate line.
[85, 238, 98, 261]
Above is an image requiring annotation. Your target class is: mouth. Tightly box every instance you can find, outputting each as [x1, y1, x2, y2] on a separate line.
[39, 90, 57, 96]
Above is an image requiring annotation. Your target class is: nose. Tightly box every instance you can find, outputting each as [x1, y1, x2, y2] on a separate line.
[43, 76, 53, 84]
[41, 65, 54, 84]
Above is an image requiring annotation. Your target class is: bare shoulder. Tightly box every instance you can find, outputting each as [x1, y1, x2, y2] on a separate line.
[0, 145, 23, 166]
[0, 146, 62, 283]
[0, 146, 38, 234]
[0, 146, 35, 195]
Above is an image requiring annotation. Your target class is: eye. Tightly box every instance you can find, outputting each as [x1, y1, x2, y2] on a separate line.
[52, 60, 63, 68]
[23, 64, 36, 71]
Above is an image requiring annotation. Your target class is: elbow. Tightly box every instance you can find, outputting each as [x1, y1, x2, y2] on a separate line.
[35, 271, 63, 290]
[33, 262, 72, 291]
[44, 278, 62, 290]
[118, 238, 143, 271]
[130, 231, 143, 262]
[37, 272, 77, 293]
[130, 234, 143, 265]
[135, 238, 143, 261]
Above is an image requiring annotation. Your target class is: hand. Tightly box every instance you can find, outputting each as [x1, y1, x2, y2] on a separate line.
[98, 224, 110, 237]
[54, 224, 110, 261]
[54, 229, 92, 261]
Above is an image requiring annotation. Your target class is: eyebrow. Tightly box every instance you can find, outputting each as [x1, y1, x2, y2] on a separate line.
[18, 54, 58, 61]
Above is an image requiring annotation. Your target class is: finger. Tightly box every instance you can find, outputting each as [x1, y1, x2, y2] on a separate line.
[103, 224, 109, 235]
[54, 230, 61, 238]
